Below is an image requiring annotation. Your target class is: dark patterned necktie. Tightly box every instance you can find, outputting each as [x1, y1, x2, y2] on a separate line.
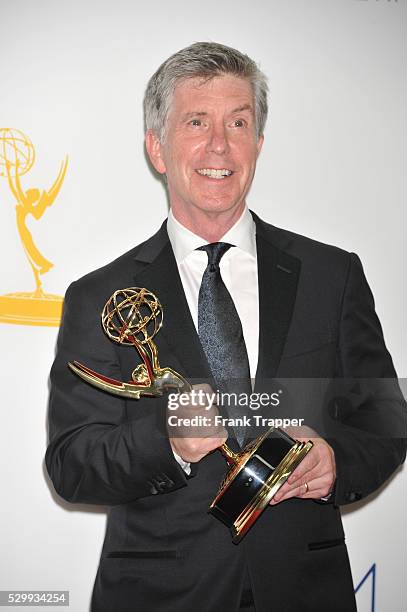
[197, 242, 251, 446]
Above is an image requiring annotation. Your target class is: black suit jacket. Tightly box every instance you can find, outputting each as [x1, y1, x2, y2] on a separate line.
[46, 212, 406, 612]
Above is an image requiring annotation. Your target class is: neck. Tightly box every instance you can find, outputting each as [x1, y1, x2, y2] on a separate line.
[171, 204, 246, 242]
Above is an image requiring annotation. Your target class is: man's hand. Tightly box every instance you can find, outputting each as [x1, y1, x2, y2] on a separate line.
[168, 384, 228, 463]
[270, 426, 336, 504]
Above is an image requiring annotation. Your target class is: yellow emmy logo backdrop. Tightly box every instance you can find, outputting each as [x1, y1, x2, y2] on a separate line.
[0, 128, 68, 326]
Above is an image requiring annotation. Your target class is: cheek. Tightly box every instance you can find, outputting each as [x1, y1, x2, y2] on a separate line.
[170, 156, 194, 189]
[233, 140, 258, 164]
[172, 149, 193, 174]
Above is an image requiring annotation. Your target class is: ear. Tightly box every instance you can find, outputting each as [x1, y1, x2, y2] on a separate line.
[145, 129, 167, 174]
[256, 135, 264, 158]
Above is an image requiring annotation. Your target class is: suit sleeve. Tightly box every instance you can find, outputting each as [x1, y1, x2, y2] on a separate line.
[327, 252, 407, 505]
[45, 280, 189, 505]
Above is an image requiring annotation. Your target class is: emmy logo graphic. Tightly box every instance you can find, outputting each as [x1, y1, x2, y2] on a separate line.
[0, 128, 68, 326]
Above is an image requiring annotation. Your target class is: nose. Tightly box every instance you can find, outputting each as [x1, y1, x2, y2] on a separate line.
[205, 122, 230, 155]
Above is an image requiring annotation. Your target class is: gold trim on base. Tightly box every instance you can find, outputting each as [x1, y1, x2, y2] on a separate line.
[0, 292, 63, 327]
[231, 440, 314, 542]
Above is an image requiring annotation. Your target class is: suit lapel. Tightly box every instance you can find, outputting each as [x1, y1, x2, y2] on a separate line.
[253, 214, 301, 386]
[133, 223, 211, 382]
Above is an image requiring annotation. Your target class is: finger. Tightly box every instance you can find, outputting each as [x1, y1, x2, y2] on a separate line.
[270, 483, 304, 504]
[270, 475, 308, 503]
[203, 427, 228, 442]
[191, 383, 215, 405]
[287, 439, 333, 485]
[271, 474, 317, 502]
[271, 476, 332, 504]
[170, 424, 227, 441]
[289, 446, 335, 489]
[191, 383, 214, 393]
[292, 464, 332, 489]
[200, 435, 228, 453]
[286, 461, 335, 496]
[270, 481, 291, 504]
[171, 435, 227, 462]
[287, 453, 319, 485]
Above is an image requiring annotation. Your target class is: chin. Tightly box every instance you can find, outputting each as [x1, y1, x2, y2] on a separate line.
[193, 197, 243, 214]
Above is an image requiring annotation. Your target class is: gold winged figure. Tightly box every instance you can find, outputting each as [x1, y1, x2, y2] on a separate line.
[6, 156, 68, 297]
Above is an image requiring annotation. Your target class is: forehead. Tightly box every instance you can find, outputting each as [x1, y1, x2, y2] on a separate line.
[170, 74, 255, 114]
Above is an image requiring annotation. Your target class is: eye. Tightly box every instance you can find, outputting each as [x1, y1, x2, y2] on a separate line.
[232, 119, 247, 128]
[189, 118, 202, 127]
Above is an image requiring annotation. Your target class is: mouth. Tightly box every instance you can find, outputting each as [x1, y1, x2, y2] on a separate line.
[196, 168, 234, 180]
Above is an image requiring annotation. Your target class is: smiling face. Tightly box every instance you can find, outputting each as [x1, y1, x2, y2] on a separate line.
[146, 74, 263, 233]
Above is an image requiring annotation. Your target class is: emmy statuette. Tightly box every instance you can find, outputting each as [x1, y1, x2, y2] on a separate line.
[0, 127, 68, 326]
[69, 287, 313, 543]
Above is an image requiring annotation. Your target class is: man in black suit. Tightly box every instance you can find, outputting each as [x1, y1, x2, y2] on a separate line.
[46, 42, 406, 611]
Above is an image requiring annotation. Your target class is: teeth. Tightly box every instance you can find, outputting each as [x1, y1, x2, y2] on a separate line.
[197, 168, 233, 179]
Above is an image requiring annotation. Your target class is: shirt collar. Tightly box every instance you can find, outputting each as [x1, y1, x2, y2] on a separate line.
[167, 206, 256, 263]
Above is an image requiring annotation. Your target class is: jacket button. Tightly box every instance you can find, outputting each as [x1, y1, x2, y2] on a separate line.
[152, 475, 175, 493]
[348, 492, 362, 502]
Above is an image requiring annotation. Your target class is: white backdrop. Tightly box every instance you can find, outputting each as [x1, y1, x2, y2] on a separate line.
[0, 1, 406, 610]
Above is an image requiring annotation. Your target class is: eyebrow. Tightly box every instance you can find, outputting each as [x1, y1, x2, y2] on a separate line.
[231, 104, 254, 115]
[181, 111, 208, 121]
[180, 104, 254, 122]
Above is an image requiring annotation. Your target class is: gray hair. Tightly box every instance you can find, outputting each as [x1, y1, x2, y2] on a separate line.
[144, 41, 268, 141]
